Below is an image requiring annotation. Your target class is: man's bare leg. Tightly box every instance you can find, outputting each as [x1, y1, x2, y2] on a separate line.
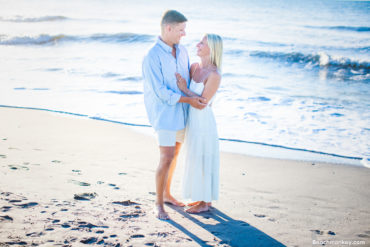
[163, 142, 185, 207]
[155, 146, 175, 220]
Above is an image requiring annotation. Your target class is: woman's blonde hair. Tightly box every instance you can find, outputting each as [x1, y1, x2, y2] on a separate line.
[205, 33, 223, 72]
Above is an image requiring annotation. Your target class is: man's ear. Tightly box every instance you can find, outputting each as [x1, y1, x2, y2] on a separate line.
[166, 24, 172, 33]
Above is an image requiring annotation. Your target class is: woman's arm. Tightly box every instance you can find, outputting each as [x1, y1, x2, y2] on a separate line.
[201, 71, 221, 102]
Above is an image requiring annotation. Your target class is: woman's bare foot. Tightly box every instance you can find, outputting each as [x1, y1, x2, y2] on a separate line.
[186, 201, 209, 213]
[155, 204, 170, 220]
[163, 194, 185, 207]
[187, 201, 212, 207]
[187, 201, 201, 207]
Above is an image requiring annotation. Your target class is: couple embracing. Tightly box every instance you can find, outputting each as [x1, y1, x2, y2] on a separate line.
[142, 10, 223, 220]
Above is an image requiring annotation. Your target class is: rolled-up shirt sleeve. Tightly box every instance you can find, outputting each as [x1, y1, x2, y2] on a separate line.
[143, 53, 181, 106]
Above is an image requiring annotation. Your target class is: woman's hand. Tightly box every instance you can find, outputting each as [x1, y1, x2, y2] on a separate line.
[175, 73, 187, 92]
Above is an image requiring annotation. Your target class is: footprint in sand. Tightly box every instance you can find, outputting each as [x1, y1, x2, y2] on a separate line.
[254, 214, 266, 218]
[1, 192, 12, 196]
[1, 206, 12, 212]
[0, 215, 13, 222]
[113, 200, 140, 206]
[26, 232, 44, 237]
[357, 233, 370, 238]
[77, 222, 109, 230]
[61, 223, 71, 228]
[5, 241, 27, 245]
[72, 169, 82, 175]
[15, 202, 38, 208]
[131, 234, 145, 239]
[8, 164, 29, 171]
[8, 147, 20, 150]
[97, 240, 105, 245]
[311, 229, 324, 235]
[74, 193, 97, 201]
[80, 237, 98, 244]
[119, 211, 141, 219]
[68, 179, 91, 187]
[108, 183, 120, 190]
[9, 199, 22, 203]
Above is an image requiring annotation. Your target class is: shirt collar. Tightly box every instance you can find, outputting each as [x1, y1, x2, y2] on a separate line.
[157, 36, 178, 53]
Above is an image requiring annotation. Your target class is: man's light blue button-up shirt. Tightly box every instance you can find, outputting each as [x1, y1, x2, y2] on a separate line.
[142, 37, 190, 131]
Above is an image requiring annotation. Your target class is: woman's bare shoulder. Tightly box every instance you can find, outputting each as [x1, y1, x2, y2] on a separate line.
[208, 70, 221, 81]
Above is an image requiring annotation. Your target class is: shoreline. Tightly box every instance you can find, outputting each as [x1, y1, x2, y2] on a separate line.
[0, 104, 364, 167]
[1, 106, 370, 246]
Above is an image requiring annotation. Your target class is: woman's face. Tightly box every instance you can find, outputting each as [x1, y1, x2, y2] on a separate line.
[196, 36, 210, 57]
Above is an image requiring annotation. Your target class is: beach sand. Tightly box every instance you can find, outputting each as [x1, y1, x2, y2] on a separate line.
[0, 107, 369, 246]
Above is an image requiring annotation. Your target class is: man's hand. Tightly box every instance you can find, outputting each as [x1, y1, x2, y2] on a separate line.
[189, 96, 207, 110]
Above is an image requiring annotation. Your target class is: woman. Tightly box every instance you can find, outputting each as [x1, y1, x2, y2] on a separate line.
[175, 33, 223, 213]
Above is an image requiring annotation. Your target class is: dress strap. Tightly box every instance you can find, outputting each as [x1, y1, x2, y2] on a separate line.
[191, 63, 199, 79]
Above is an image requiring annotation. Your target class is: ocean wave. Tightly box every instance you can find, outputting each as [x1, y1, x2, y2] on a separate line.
[0, 15, 68, 22]
[250, 51, 370, 71]
[88, 33, 153, 43]
[0, 33, 154, 46]
[0, 34, 74, 45]
[116, 76, 142, 82]
[305, 25, 370, 32]
[103, 90, 142, 95]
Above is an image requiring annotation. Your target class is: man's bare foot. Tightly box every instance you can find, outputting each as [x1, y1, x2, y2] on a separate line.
[186, 201, 209, 214]
[188, 201, 212, 207]
[155, 204, 170, 220]
[163, 194, 185, 207]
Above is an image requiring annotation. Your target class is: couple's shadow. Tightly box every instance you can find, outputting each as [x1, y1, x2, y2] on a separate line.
[166, 204, 285, 247]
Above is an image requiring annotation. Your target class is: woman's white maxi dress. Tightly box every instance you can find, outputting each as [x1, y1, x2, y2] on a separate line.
[182, 79, 219, 202]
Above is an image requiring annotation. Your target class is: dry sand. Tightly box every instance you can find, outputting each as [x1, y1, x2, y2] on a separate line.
[0, 107, 369, 246]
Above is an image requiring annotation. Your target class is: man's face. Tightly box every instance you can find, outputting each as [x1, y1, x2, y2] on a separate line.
[168, 22, 186, 45]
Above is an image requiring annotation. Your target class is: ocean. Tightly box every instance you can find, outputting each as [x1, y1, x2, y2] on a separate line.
[0, 0, 369, 165]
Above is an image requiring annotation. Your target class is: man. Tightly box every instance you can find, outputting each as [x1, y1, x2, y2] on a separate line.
[142, 10, 207, 220]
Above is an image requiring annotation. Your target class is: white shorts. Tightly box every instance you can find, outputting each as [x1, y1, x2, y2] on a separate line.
[157, 128, 185, 147]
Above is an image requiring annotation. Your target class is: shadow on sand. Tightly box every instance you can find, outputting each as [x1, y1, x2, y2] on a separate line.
[167, 204, 285, 247]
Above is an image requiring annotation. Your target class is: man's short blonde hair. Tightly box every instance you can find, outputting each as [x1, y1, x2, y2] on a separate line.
[161, 10, 187, 27]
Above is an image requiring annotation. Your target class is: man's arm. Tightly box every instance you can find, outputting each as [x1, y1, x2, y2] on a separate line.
[142, 53, 181, 105]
